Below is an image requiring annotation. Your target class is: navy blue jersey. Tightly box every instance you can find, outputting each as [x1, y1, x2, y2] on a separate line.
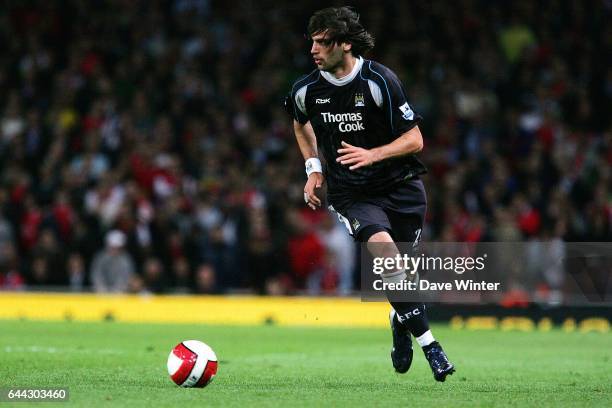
[290, 58, 427, 205]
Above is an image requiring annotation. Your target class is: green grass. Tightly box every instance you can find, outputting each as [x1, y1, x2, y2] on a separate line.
[0, 320, 610, 407]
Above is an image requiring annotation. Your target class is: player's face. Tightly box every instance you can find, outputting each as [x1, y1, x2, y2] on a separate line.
[310, 32, 344, 72]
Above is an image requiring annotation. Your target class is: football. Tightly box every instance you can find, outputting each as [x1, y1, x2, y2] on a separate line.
[167, 340, 218, 388]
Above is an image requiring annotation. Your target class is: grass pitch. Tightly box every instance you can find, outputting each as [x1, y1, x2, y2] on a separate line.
[0, 320, 610, 407]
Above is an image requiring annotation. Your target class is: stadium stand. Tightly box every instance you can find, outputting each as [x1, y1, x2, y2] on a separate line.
[0, 0, 610, 297]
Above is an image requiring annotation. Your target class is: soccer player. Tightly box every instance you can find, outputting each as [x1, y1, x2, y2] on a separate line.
[286, 6, 455, 381]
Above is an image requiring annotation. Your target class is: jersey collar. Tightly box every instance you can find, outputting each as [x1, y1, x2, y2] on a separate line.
[321, 57, 363, 86]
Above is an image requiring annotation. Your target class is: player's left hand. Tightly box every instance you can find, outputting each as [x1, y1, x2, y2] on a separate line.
[336, 141, 379, 170]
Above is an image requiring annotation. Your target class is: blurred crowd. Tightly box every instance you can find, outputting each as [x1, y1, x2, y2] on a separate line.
[0, 1, 610, 297]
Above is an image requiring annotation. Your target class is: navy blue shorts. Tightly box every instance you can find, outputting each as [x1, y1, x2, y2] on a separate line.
[328, 179, 427, 243]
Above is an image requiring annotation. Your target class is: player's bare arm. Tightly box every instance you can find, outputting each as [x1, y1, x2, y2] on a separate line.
[294, 120, 324, 210]
[336, 126, 424, 171]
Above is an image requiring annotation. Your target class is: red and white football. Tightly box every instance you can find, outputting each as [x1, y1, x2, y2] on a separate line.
[167, 340, 218, 388]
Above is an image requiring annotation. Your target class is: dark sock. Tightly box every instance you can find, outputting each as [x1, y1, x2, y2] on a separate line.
[390, 301, 430, 337]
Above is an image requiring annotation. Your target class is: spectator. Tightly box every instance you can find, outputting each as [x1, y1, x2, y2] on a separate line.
[318, 214, 356, 296]
[0, 243, 24, 290]
[66, 253, 85, 292]
[195, 263, 218, 294]
[286, 208, 326, 294]
[171, 256, 192, 293]
[142, 257, 166, 294]
[90, 230, 136, 293]
[28, 255, 51, 286]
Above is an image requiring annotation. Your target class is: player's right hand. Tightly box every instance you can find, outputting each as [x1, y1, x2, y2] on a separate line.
[304, 173, 324, 210]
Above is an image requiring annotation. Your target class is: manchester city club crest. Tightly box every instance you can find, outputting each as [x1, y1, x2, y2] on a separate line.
[354, 93, 365, 107]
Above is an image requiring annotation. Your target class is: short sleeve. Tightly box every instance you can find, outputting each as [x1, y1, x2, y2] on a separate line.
[373, 65, 422, 137]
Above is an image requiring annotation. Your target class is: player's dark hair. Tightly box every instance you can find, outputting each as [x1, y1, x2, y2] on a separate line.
[307, 6, 375, 57]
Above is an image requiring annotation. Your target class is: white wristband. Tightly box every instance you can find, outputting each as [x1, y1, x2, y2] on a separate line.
[305, 157, 322, 177]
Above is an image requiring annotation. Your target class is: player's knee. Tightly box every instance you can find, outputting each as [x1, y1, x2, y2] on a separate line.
[365, 229, 400, 260]
[367, 230, 393, 243]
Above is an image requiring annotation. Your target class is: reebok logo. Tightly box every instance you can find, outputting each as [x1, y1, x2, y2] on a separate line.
[316, 98, 331, 104]
[321, 112, 365, 132]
